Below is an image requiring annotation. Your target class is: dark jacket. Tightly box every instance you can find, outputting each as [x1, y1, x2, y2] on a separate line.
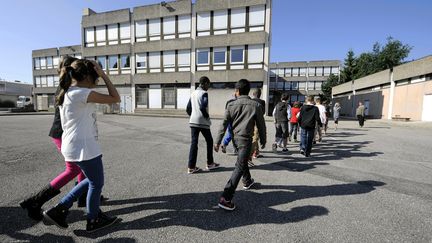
[48, 106, 63, 139]
[298, 104, 322, 129]
[274, 101, 289, 123]
[252, 97, 266, 115]
[216, 95, 266, 145]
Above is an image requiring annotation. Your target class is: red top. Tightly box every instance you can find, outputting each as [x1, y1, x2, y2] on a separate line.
[290, 107, 300, 123]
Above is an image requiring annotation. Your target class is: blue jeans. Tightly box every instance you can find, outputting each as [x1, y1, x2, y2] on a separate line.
[59, 155, 104, 220]
[188, 127, 214, 169]
[222, 123, 233, 146]
[300, 128, 314, 156]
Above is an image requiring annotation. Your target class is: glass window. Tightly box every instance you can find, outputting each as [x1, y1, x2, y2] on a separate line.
[121, 54, 130, 69]
[163, 51, 175, 68]
[308, 81, 315, 90]
[213, 10, 228, 30]
[41, 76, 47, 87]
[178, 50, 190, 67]
[46, 57, 53, 68]
[247, 44, 263, 63]
[109, 55, 118, 70]
[40, 57, 46, 69]
[298, 81, 306, 90]
[291, 81, 299, 90]
[316, 67, 323, 76]
[135, 20, 147, 38]
[163, 88, 176, 106]
[270, 68, 277, 77]
[213, 47, 226, 64]
[108, 24, 118, 44]
[197, 49, 209, 65]
[324, 67, 331, 75]
[136, 53, 146, 68]
[149, 19, 161, 37]
[315, 81, 323, 90]
[35, 76, 41, 87]
[149, 52, 161, 69]
[299, 67, 307, 76]
[249, 5, 265, 26]
[231, 8, 246, 28]
[331, 66, 339, 75]
[136, 87, 148, 106]
[178, 15, 191, 34]
[96, 26, 106, 45]
[163, 16, 175, 35]
[231, 46, 244, 63]
[308, 67, 315, 76]
[54, 76, 59, 87]
[34, 58, 41, 69]
[120, 23, 130, 40]
[284, 68, 292, 77]
[197, 12, 211, 31]
[53, 56, 59, 68]
[85, 28, 94, 45]
[47, 76, 54, 87]
[292, 67, 299, 76]
[97, 56, 106, 70]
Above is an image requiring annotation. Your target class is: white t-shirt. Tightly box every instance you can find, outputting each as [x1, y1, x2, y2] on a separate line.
[60, 87, 101, 162]
[316, 104, 327, 124]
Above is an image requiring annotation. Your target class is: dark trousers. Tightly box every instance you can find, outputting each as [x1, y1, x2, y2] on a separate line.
[289, 122, 299, 140]
[188, 127, 214, 169]
[300, 128, 315, 156]
[222, 140, 252, 201]
[357, 115, 365, 127]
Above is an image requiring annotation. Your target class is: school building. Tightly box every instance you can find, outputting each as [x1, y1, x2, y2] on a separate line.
[332, 55, 432, 121]
[32, 0, 272, 115]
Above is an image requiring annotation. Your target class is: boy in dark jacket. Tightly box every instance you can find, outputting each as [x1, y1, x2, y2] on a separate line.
[272, 93, 291, 152]
[214, 79, 266, 211]
[298, 95, 322, 157]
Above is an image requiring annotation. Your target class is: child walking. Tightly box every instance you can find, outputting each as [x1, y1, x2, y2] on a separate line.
[214, 79, 266, 210]
[272, 93, 291, 152]
[288, 101, 301, 143]
[43, 59, 120, 232]
[298, 95, 322, 157]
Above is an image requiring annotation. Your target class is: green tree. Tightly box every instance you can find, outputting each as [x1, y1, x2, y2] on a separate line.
[376, 36, 412, 70]
[322, 74, 340, 102]
[340, 49, 357, 82]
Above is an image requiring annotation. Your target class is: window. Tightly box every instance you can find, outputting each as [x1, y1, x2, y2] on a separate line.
[54, 76, 59, 87]
[136, 53, 146, 70]
[308, 67, 315, 76]
[149, 19, 161, 41]
[109, 55, 118, 70]
[249, 5, 265, 31]
[197, 49, 209, 65]
[85, 28, 95, 47]
[270, 68, 277, 77]
[247, 44, 264, 64]
[53, 56, 59, 68]
[34, 58, 41, 70]
[40, 57, 46, 69]
[178, 50, 190, 71]
[315, 81, 323, 90]
[149, 52, 161, 72]
[291, 81, 299, 90]
[284, 68, 292, 77]
[135, 20, 147, 42]
[163, 51, 175, 71]
[120, 54, 130, 69]
[316, 67, 323, 76]
[324, 67, 331, 76]
[292, 67, 299, 76]
[108, 24, 118, 45]
[120, 23, 130, 43]
[230, 8, 246, 33]
[136, 85, 148, 107]
[178, 15, 191, 38]
[40, 76, 47, 87]
[163, 88, 176, 107]
[331, 66, 339, 75]
[213, 10, 228, 35]
[163, 17, 175, 39]
[197, 12, 210, 36]
[96, 26, 106, 46]
[213, 47, 226, 64]
[46, 57, 53, 68]
[277, 68, 284, 76]
[231, 46, 244, 63]
[47, 76, 54, 87]
[97, 56, 107, 70]
[299, 81, 306, 90]
[35, 76, 41, 87]
[299, 67, 307, 76]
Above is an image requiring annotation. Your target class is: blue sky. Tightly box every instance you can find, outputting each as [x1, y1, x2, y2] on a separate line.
[0, 0, 431, 83]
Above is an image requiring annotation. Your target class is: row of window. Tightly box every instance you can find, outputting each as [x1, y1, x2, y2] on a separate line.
[34, 54, 82, 70]
[270, 66, 340, 77]
[35, 75, 60, 88]
[197, 5, 265, 36]
[269, 81, 325, 91]
[84, 4, 266, 47]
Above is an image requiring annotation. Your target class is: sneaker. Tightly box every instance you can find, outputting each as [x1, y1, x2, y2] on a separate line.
[282, 148, 288, 152]
[187, 167, 201, 174]
[206, 163, 220, 170]
[248, 160, 255, 167]
[272, 143, 277, 152]
[300, 149, 305, 155]
[243, 179, 256, 190]
[86, 211, 119, 233]
[221, 144, 227, 154]
[218, 197, 236, 211]
[43, 204, 69, 229]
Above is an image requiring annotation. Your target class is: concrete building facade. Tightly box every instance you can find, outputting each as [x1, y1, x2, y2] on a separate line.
[332, 55, 432, 121]
[32, 0, 272, 115]
[269, 60, 340, 112]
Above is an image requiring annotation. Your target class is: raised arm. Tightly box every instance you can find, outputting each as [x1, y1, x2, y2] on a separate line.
[87, 61, 120, 104]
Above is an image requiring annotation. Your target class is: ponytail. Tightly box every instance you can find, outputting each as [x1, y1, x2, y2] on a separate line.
[56, 66, 73, 106]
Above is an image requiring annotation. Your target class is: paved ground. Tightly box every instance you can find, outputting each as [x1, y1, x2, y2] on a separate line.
[1, 115, 431, 242]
